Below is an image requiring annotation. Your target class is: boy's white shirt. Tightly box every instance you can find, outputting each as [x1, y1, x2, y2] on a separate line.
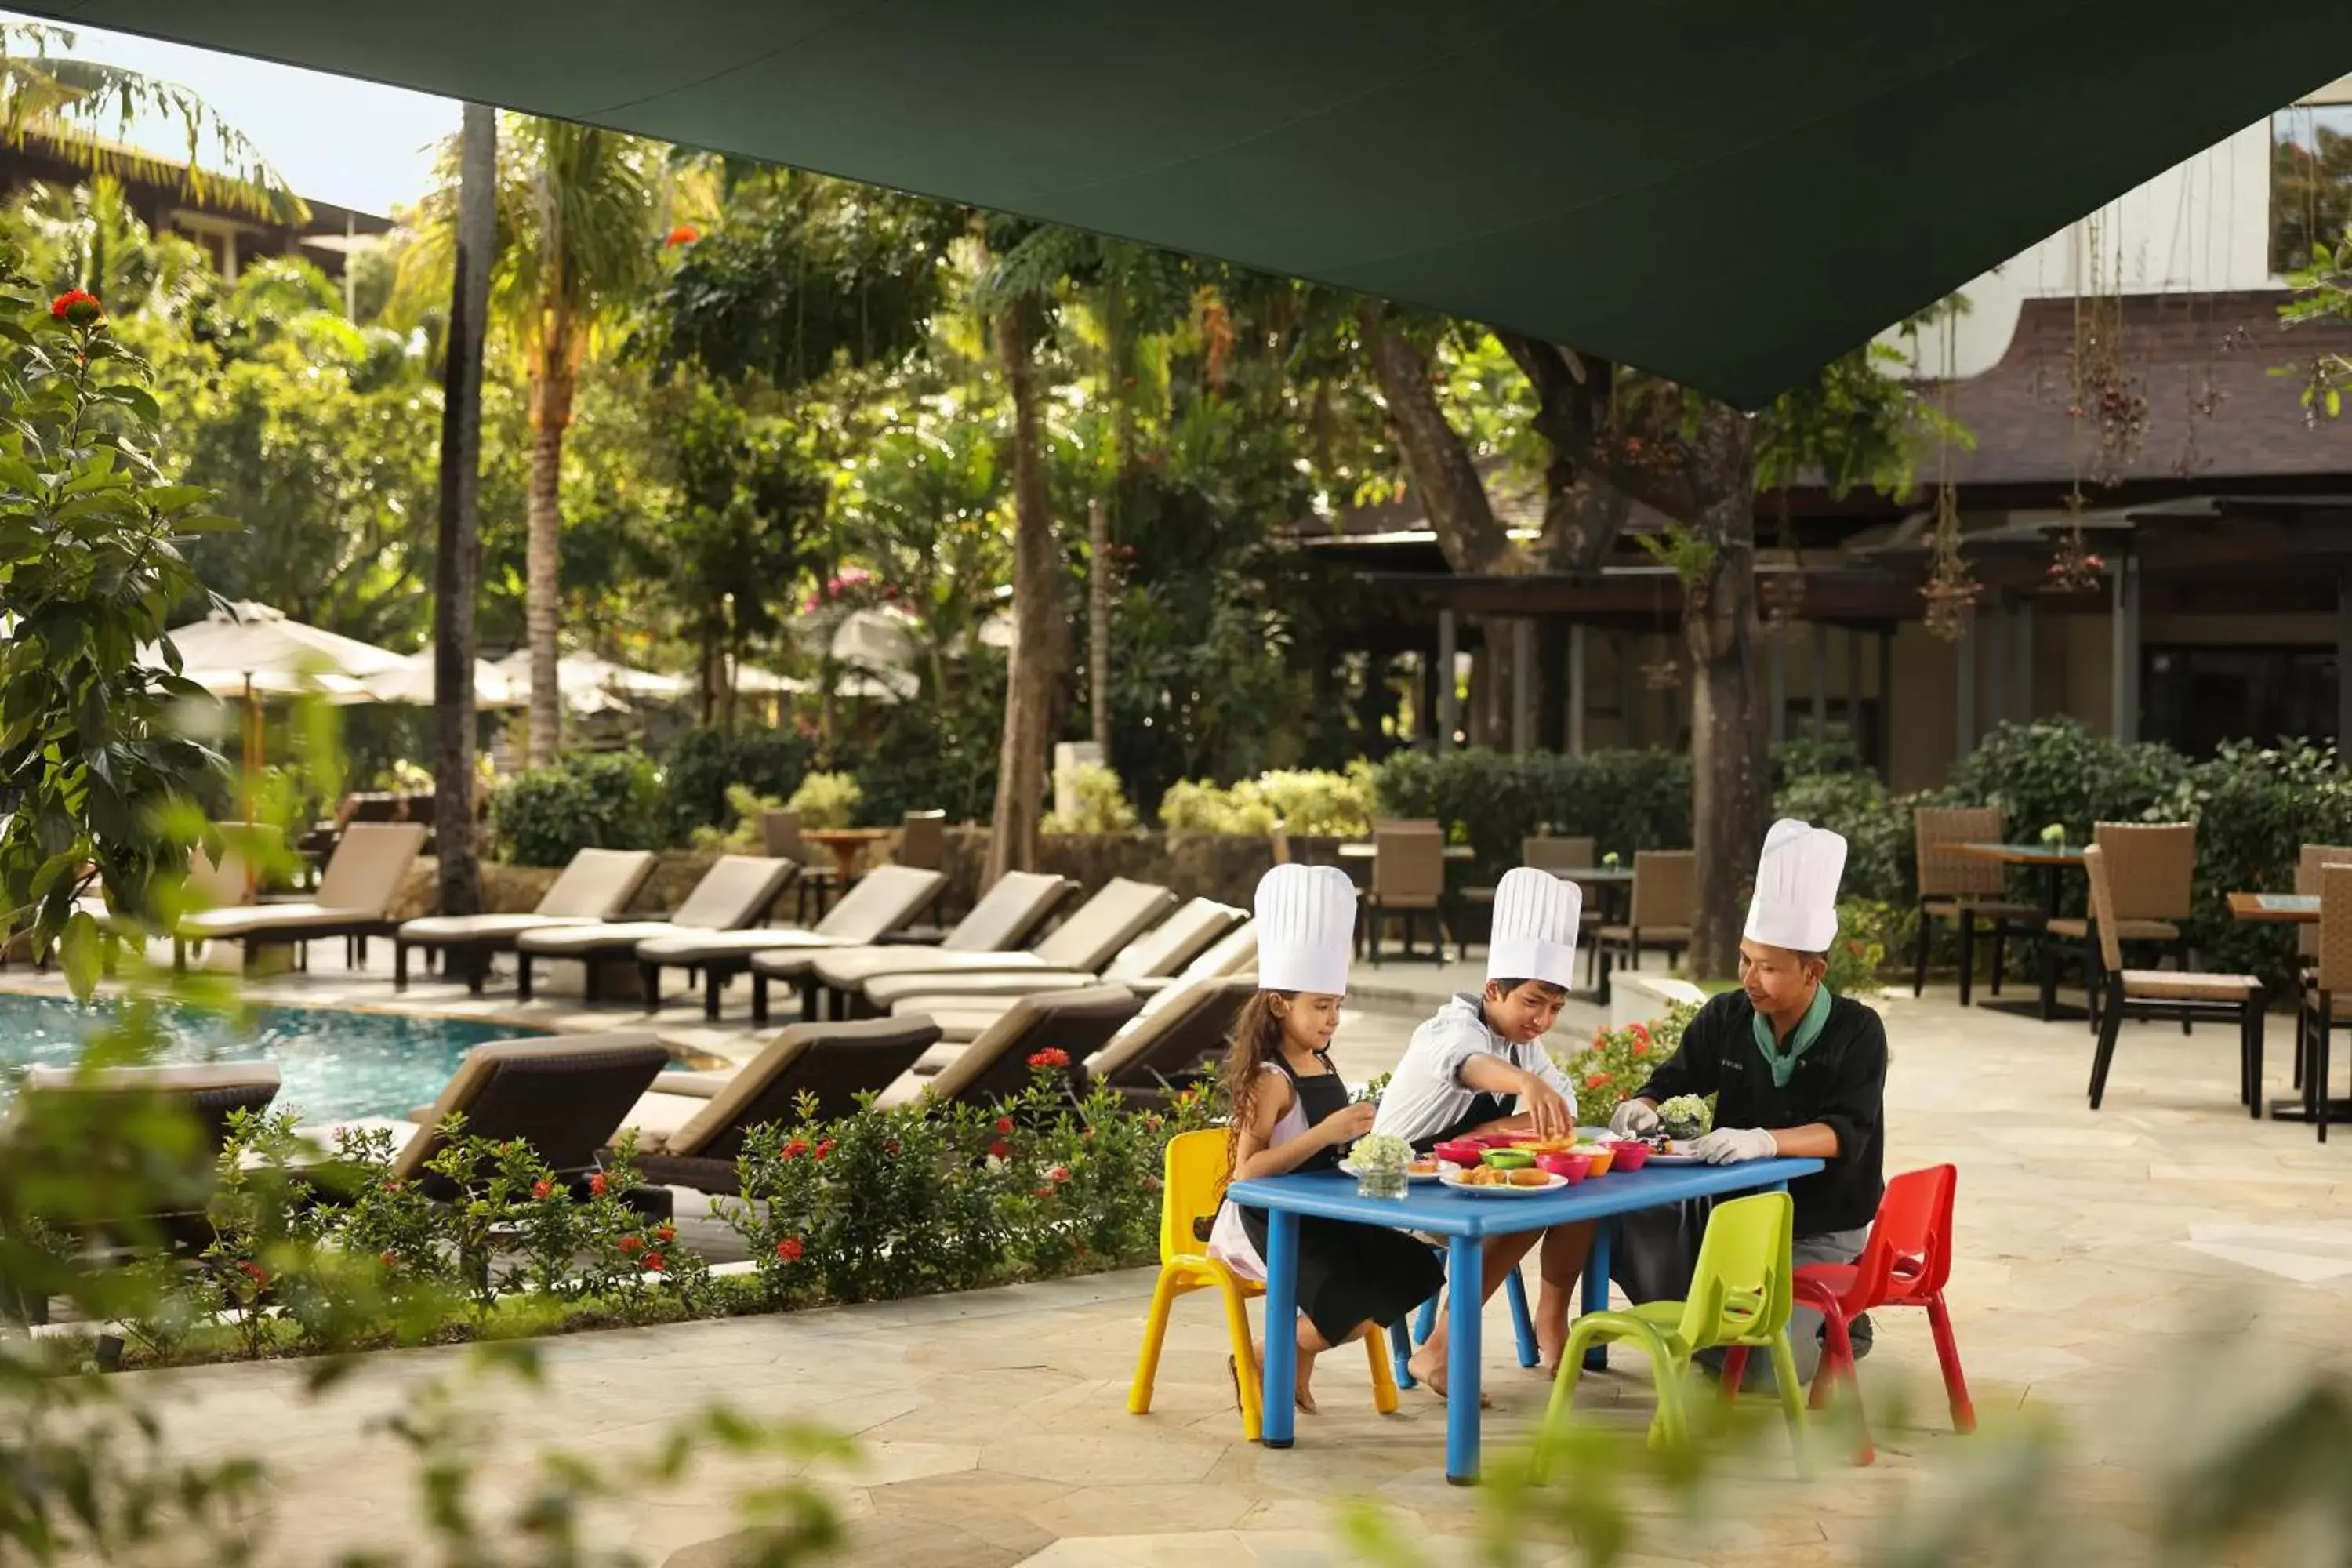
[1371, 992, 1577, 1145]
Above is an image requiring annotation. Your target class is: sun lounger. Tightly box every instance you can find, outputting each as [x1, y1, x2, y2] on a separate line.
[175, 822, 427, 971]
[630, 864, 947, 1018]
[511, 855, 797, 1004]
[746, 870, 1077, 1025]
[393, 847, 658, 991]
[336, 1033, 673, 1196]
[1082, 975, 1254, 1105]
[890, 916, 1258, 1043]
[622, 1017, 945, 1193]
[807, 877, 1177, 1018]
[877, 986, 1143, 1109]
[856, 896, 1241, 1014]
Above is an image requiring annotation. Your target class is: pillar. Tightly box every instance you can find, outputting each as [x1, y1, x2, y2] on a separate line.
[1809, 622, 1829, 743]
[1878, 629, 1896, 782]
[1619, 632, 1642, 749]
[1846, 627, 1864, 746]
[2015, 601, 2036, 722]
[1510, 618, 1534, 756]
[1984, 596, 2009, 733]
[2111, 556, 2140, 745]
[1955, 615, 1976, 760]
[1769, 630, 1788, 744]
[2337, 571, 2352, 753]
[1436, 608, 1459, 752]
[1566, 624, 1588, 757]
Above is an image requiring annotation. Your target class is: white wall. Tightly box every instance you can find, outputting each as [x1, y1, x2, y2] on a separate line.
[1885, 76, 2352, 380]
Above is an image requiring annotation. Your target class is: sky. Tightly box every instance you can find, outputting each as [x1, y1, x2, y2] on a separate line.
[0, 11, 457, 217]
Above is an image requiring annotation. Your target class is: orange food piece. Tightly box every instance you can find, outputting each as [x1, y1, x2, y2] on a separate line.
[1509, 1168, 1552, 1187]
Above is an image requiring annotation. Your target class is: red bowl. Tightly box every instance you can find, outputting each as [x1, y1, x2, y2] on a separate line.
[1605, 1141, 1652, 1171]
[1535, 1152, 1592, 1183]
[1433, 1140, 1486, 1168]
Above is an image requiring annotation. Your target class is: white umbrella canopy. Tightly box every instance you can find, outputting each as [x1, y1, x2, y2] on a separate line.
[160, 600, 408, 682]
[818, 606, 919, 669]
[173, 666, 374, 704]
[492, 651, 687, 713]
[729, 666, 808, 696]
[365, 648, 522, 708]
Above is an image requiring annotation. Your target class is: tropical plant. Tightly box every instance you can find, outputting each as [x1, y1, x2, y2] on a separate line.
[1550, 1002, 1700, 1127]
[787, 771, 863, 830]
[488, 749, 662, 866]
[405, 114, 662, 766]
[0, 261, 226, 978]
[1043, 763, 1139, 834]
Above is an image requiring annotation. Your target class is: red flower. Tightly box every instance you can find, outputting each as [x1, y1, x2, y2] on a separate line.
[1033, 1185, 1056, 1199]
[1628, 1023, 1650, 1041]
[994, 1116, 1014, 1135]
[1028, 1048, 1071, 1069]
[49, 288, 101, 323]
[379, 1251, 398, 1269]
[532, 1179, 555, 1201]
[989, 1139, 1012, 1160]
[589, 1173, 609, 1197]
[664, 223, 700, 247]
[814, 1139, 834, 1161]
[1048, 1165, 1072, 1184]
[1584, 1073, 1613, 1089]
[619, 1234, 644, 1256]
[643, 1251, 667, 1274]
[235, 1260, 269, 1288]
[1631, 1041, 1648, 1055]
[655, 1224, 676, 1244]
[775, 1237, 804, 1262]
[383, 1179, 405, 1194]
[782, 1138, 809, 1160]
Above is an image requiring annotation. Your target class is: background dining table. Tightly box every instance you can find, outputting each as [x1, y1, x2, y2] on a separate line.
[1957, 841, 2086, 1021]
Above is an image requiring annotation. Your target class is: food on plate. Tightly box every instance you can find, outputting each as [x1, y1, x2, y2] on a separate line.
[1508, 1167, 1552, 1188]
[1481, 1148, 1535, 1170]
[1657, 1094, 1713, 1142]
[1519, 1137, 1581, 1155]
[1407, 1158, 1440, 1178]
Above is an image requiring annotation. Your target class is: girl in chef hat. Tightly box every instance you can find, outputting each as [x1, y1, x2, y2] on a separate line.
[1207, 863, 1445, 1414]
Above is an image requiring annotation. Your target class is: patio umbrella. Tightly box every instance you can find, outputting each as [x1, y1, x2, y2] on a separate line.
[492, 651, 687, 713]
[161, 600, 408, 682]
[365, 648, 523, 708]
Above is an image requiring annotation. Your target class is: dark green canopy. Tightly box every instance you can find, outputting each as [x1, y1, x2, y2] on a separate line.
[27, 2, 2352, 403]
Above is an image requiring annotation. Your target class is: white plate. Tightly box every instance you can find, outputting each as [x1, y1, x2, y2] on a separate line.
[1338, 1159, 1443, 1182]
[1646, 1140, 1705, 1165]
[1439, 1170, 1569, 1197]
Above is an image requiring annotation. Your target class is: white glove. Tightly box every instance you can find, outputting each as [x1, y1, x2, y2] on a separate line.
[1607, 1099, 1661, 1138]
[1693, 1127, 1778, 1164]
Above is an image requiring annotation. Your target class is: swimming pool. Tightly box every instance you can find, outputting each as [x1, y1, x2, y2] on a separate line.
[0, 994, 548, 1123]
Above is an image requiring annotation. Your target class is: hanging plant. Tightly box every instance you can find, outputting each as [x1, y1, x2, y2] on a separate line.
[2045, 491, 2106, 594]
[1921, 310, 1978, 641]
[2071, 209, 2148, 487]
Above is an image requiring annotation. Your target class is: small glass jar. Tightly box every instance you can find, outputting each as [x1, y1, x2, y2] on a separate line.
[1356, 1165, 1409, 1201]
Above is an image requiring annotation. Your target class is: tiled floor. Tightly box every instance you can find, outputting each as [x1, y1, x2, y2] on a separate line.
[15, 952, 2352, 1566]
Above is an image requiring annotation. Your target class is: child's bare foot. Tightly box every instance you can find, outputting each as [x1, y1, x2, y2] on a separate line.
[1294, 1372, 1318, 1414]
[1406, 1348, 1493, 1406]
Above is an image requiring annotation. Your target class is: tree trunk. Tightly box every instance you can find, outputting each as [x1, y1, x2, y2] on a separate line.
[1088, 496, 1111, 753]
[985, 299, 1065, 886]
[1681, 411, 1767, 978]
[430, 103, 495, 921]
[1363, 308, 1516, 575]
[524, 334, 573, 768]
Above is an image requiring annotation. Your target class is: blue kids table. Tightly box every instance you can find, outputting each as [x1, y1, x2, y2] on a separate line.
[1224, 1156, 1825, 1483]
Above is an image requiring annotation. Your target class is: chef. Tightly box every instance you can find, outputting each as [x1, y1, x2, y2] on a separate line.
[1604, 818, 1888, 1385]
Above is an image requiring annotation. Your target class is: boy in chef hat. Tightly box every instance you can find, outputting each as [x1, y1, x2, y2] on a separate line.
[1374, 867, 1592, 1390]
[1599, 818, 1889, 1385]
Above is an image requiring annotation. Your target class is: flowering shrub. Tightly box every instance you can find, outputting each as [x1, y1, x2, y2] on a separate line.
[1549, 1001, 1700, 1126]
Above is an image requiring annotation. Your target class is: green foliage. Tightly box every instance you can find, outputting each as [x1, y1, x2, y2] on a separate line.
[1044, 763, 1140, 834]
[2281, 230, 2352, 418]
[488, 749, 661, 866]
[1551, 1002, 1700, 1127]
[1944, 718, 2194, 844]
[1770, 739, 1916, 909]
[0, 250, 225, 977]
[1158, 765, 1377, 837]
[659, 724, 819, 844]
[1826, 898, 1896, 996]
[1372, 749, 1692, 880]
[846, 655, 1005, 827]
[787, 770, 864, 830]
[2171, 739, 2352, 991]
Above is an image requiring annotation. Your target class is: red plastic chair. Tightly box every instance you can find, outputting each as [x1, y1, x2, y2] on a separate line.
[1722, 1164, 1973, 1465]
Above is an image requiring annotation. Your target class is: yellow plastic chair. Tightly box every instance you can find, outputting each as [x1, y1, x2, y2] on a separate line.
[1128, 1127, 1399, 1441]
[1541, 1191, 1809, 1470]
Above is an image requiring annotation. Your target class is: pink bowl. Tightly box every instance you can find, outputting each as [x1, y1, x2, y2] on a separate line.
[1605, 1141, 1652, 1171]
[1535, 1152, 1592, 1183]
[1433, 1140, 1486, 1168]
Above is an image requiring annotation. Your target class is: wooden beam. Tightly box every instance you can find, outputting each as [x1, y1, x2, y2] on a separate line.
[1436, 608, 1458, 751]
[1566, 623, 1588, 757]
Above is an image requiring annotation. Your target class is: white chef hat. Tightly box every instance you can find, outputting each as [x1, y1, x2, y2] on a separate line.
[1486, 867, 1582, 990]
[1254, 863, 1358, 996]
[1744, 818, 1847, 953]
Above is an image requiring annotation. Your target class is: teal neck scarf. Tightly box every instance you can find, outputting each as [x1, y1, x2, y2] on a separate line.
[1751, 982, 1833, 1090]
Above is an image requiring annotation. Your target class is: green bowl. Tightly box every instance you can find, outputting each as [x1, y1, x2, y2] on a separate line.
[1481, 1149, 1535, 1171]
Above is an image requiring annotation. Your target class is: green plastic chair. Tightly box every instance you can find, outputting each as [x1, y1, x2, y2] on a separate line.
[1541, 1192, 1809, 1469]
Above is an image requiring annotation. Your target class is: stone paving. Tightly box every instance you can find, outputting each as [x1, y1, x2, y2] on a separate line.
[16, 949, 2352, 1566]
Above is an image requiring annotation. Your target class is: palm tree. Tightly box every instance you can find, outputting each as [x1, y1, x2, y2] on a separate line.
[405, 115, 659, 764]
[0, 22, 302, 223]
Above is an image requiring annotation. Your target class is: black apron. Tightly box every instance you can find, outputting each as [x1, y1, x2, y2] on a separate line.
[1237, 1054, 1445, 1343]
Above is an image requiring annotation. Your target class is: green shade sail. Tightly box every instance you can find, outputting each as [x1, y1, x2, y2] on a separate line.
[24, 2, 2352, 404]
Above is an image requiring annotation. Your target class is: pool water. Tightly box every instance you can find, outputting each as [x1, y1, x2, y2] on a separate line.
[0, 994, 547, 1123]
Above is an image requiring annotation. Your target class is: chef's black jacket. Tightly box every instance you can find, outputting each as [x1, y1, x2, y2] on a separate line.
[1632, 989, 1886, 1236]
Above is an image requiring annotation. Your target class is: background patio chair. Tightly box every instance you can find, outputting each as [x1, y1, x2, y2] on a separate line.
[1361, 825, 1446, 966]
[2048, 822, 2195, 1033]
[1592, 849, 1695, 1000]
[1911, 806, 2042, 1006]
[2082, 844, 2261, 1116]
